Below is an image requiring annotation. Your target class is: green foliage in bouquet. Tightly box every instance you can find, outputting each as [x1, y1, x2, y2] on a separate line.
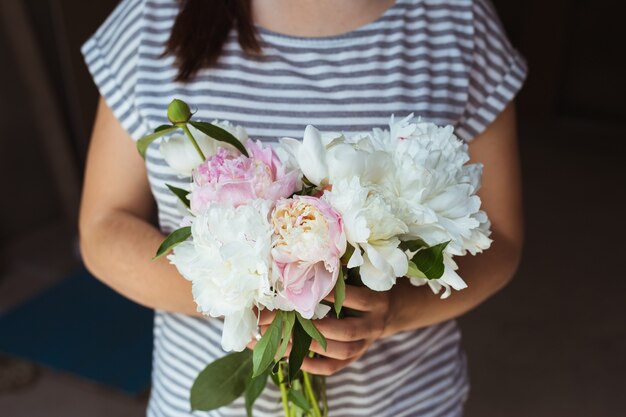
[401, 239, 450, 280]
[189, 311, 329, 417]
[136, 98, 248, 159]
[190, 350, 253, 411]
[165, 184, 191, 208]
[153, 227, 191, 260]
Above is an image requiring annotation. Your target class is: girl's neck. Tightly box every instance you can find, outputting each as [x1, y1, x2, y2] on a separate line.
[252, 0, 397, 38]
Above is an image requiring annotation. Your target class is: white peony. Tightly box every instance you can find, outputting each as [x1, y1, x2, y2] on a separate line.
[367, 114, 416, 154]
[368, 116, 492, 255]
[338, 115, 492, 296]
[167, 200, 275, 351]
[324, 177, 408, 291]
[159, 121, 249, 177]
[279, 125, 369, 186]
[416, 127, 488, 252]
[370, 116, 492, 295]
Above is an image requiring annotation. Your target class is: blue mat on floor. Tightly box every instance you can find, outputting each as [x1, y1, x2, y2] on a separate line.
[0, 267, 153, 395]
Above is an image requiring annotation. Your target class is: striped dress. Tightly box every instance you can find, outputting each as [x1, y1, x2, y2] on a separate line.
[82, 0, 526, 416]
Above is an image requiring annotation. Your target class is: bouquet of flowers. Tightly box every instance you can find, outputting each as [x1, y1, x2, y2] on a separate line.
[137, 99, 492, 417]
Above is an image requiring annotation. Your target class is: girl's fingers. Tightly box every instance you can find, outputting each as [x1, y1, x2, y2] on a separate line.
[247, 338, 257, 350]
[308, 338, 367, 361]
[314, 316, 379, 342]
[257, 309, 277, 326]
[300, 356, 353, 376]
[245, 324, 267, 350]
[324, 285, 387, 312]
[280, 342, 292, 358]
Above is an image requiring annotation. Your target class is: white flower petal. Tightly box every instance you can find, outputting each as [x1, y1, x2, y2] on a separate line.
[299, 125, 329, 186]
[276, 136, 300, 163]
[365, 242, 408, 279]
[159, 134, 205, 177]
[438, 256, 467, 291]
[409, 276, 428, 287]
[222, 309, 257, 352]
[386, 247, 409, 277]
[359, 253, 396, 291]
[347, 247, 364, 268]
[168, 202, 274, 343]
[435, 281, 452, 299]
[327, 144, 367, 183]
[320, 131, 344, 147]
[312, 304, 331, 320]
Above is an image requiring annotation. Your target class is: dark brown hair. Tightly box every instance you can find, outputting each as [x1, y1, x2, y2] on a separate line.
[164, 0, 261, 82]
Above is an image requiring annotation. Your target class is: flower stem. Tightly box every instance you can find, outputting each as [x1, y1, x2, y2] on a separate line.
[180, 123, 206, 161]
[277, 361, 291, 417]
[320, 376, 328, 417]
[302, 369, 322, 417]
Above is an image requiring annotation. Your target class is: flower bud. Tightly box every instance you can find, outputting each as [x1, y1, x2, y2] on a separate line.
[167, 99, 192, 124]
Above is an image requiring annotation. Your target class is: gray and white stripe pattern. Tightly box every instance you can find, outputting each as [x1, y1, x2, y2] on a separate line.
[82, 0, 526, 415]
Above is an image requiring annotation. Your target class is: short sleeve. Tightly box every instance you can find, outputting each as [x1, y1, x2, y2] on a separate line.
[454, 0, 528, 142]
[81, 0, 150, 141]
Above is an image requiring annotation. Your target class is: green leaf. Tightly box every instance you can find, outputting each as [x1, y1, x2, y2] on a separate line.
[288, 320, 312, 382]
[301, 176, 315, 187]
[334, 267, 346, 318]
[276, 311, 296, 360]
[190, 349, 252, 411]
[245, 370, 269, 417]
[292, 185, 318, 197]
[288, 390, 311, 412]
[399, 239, 428, 253]
[166, 184, 191, 209]
[189, 120, 249, 157]
[153, 226, 191, 260]
[340, 244, 355, 265]
[270, 369, 280, 386]
[406, 261, 427, 279]
[296, 313, 327, 351]
[252, 312, 283, 378]
[411, 241, 449, 279]
[136, 125, 178, 159]
[155, 124, 175, 132]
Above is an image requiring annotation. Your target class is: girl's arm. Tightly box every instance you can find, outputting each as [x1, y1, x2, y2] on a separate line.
[301, 103, 523, 376]
[79, 97, 200, 316]
[385, 101, 523, 334]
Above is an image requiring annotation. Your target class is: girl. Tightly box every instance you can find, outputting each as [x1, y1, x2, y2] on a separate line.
[79, 0, 525, 416]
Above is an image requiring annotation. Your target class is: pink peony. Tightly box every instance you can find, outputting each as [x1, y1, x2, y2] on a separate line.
[271, 196, 346, 319]
[190, 140, 299, 212]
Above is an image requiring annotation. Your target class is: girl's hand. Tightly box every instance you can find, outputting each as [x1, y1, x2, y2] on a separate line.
[245, 308, 277, 351]
[246, 285, 397, 375]
[301, 285, 395, 376]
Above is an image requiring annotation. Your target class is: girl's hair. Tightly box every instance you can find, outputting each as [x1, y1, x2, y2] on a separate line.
[164, 0, 261, 82]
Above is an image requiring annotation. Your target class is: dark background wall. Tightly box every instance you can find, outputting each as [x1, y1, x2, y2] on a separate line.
[0, 1, 624, 416]
[499, 0, 625, 125]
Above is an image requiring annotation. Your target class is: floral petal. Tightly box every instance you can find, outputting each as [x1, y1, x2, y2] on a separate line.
[159, 134, 204, 177]
[347, 247, 363, 268]
[222, 309, 257, 352]
[299, 125, 329, 186]
[312, 303, 331, 320]
[359, 253, 395, 291]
